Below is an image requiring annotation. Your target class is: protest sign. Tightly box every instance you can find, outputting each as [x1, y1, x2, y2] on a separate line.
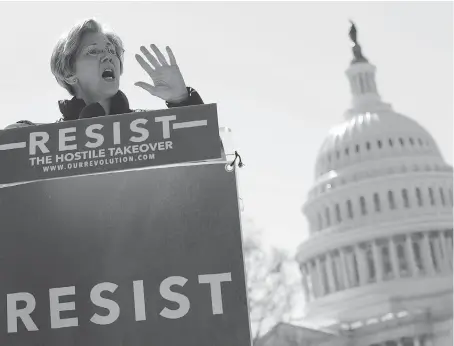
[0, 162, 251, 346]
[0, 104, 221, 185]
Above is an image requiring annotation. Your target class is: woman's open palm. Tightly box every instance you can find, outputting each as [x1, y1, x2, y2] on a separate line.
[135, 44, 188, 103]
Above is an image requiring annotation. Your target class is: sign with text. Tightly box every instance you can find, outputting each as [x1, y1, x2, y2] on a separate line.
[0, 104, 221, 185]
[0, 163, 251, 346]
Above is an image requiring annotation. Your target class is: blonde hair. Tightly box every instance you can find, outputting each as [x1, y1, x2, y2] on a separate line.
[50, 18, 125, 96]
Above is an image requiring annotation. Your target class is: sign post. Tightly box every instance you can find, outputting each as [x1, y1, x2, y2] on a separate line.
[0, 105, 252, 346]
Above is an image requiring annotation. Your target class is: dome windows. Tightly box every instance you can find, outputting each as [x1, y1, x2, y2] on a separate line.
[411, 236, 424, 273]
[365, 244, 376, 283]
[373, 193, 381, 212]
[316, 134, 441, 177]
[416, 188, 423, 206]
[381, 244, 393, 279]
[325, 207, 331, 227]
[360, 196, 367, 215]
[428, 188, 436, 205]
[439, 187, 446, 206]
[402, 189, 410, 208]
[388, 191, 396, 210]
[335, 204, 342, 223]
[347, 200, 354, 219]
[308, 183, 453, 234]
[396, 240, 410, 277]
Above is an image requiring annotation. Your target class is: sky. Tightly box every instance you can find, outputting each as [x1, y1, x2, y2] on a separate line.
[0, 1, 452, 254]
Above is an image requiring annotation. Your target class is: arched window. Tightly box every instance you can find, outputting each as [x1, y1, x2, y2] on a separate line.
[350, 250, 360, 286]
[377, 140, 382, 149]
[360, 196, 367, 215]
[429, 236, 439, 271]
[373, 193, 381, 212]
[331, 252, 341, 290]
[416, 187, 423, 206]
[325, 207, 331, 227]
[365, 244, 376, 283]
[439, 187, 446, 206]
[388, 191, 396, 210]
[317, 213, 323, 230]
[381, 244, 392, 279]
[396, 242, 409, 277]
[366, 142, 371, 150]
[418, 138, 423, 146]
[345, 147, 349, 156]
[402, 189, 410, 208]
[389, 138, 393, 147]
[355, 144, 360, 153]
[320, 257, 329, 294]
[409, 138, 414, 146]
[412, 238, 424, 272]
[399, 138, 405, 146]
[347, 200, 353, 219]
[335, 204, 342, 223]
[429, 187, 436, 206]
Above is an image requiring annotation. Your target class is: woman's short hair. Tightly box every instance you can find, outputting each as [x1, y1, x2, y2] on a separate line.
[50, 18, 125, 96]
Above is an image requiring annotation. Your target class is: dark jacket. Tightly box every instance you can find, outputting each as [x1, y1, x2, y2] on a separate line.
[8, 87, 203, 127]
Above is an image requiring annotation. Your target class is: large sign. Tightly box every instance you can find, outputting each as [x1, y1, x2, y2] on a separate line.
[0, 162, 251, 345]
[0, 104, 221, 185]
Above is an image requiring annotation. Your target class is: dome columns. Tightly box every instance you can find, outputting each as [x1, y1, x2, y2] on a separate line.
[298, 230, 453, 303]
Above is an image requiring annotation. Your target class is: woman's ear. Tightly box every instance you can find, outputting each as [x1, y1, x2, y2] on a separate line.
[64, 75, 78, 85]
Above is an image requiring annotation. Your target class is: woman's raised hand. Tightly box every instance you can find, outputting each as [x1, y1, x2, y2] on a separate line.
[134, 44, 188, 103]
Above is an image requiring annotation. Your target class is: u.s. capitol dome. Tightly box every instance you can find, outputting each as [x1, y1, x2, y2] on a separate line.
[290, 24, 452, 346]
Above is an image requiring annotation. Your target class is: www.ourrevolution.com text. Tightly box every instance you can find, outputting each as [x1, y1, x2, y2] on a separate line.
[42, 154, 155, 172]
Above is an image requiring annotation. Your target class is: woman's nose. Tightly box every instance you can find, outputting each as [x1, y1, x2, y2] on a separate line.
[101, 55, 113, 63]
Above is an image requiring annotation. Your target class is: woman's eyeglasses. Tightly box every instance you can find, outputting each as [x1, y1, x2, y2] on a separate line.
[85, 46, 118, 57]
[82, 44, 124, 58]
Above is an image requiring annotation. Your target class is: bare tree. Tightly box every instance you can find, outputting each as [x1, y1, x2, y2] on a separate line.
[241, 217, 302, 344]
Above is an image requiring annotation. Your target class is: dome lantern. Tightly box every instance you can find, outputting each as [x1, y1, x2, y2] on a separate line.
[345, 21, 392, 118]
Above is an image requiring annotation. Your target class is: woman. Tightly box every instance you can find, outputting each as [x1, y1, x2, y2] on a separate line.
[5, 18, 204, 128]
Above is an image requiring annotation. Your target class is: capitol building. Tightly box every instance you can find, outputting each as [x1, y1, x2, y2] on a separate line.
[257, 24, 453, 346]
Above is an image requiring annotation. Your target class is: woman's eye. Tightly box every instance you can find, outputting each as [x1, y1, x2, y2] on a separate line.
[87, 49, 100, 55]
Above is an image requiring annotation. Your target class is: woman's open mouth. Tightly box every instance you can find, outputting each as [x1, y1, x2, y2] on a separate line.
[101, 68, 116, 81]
